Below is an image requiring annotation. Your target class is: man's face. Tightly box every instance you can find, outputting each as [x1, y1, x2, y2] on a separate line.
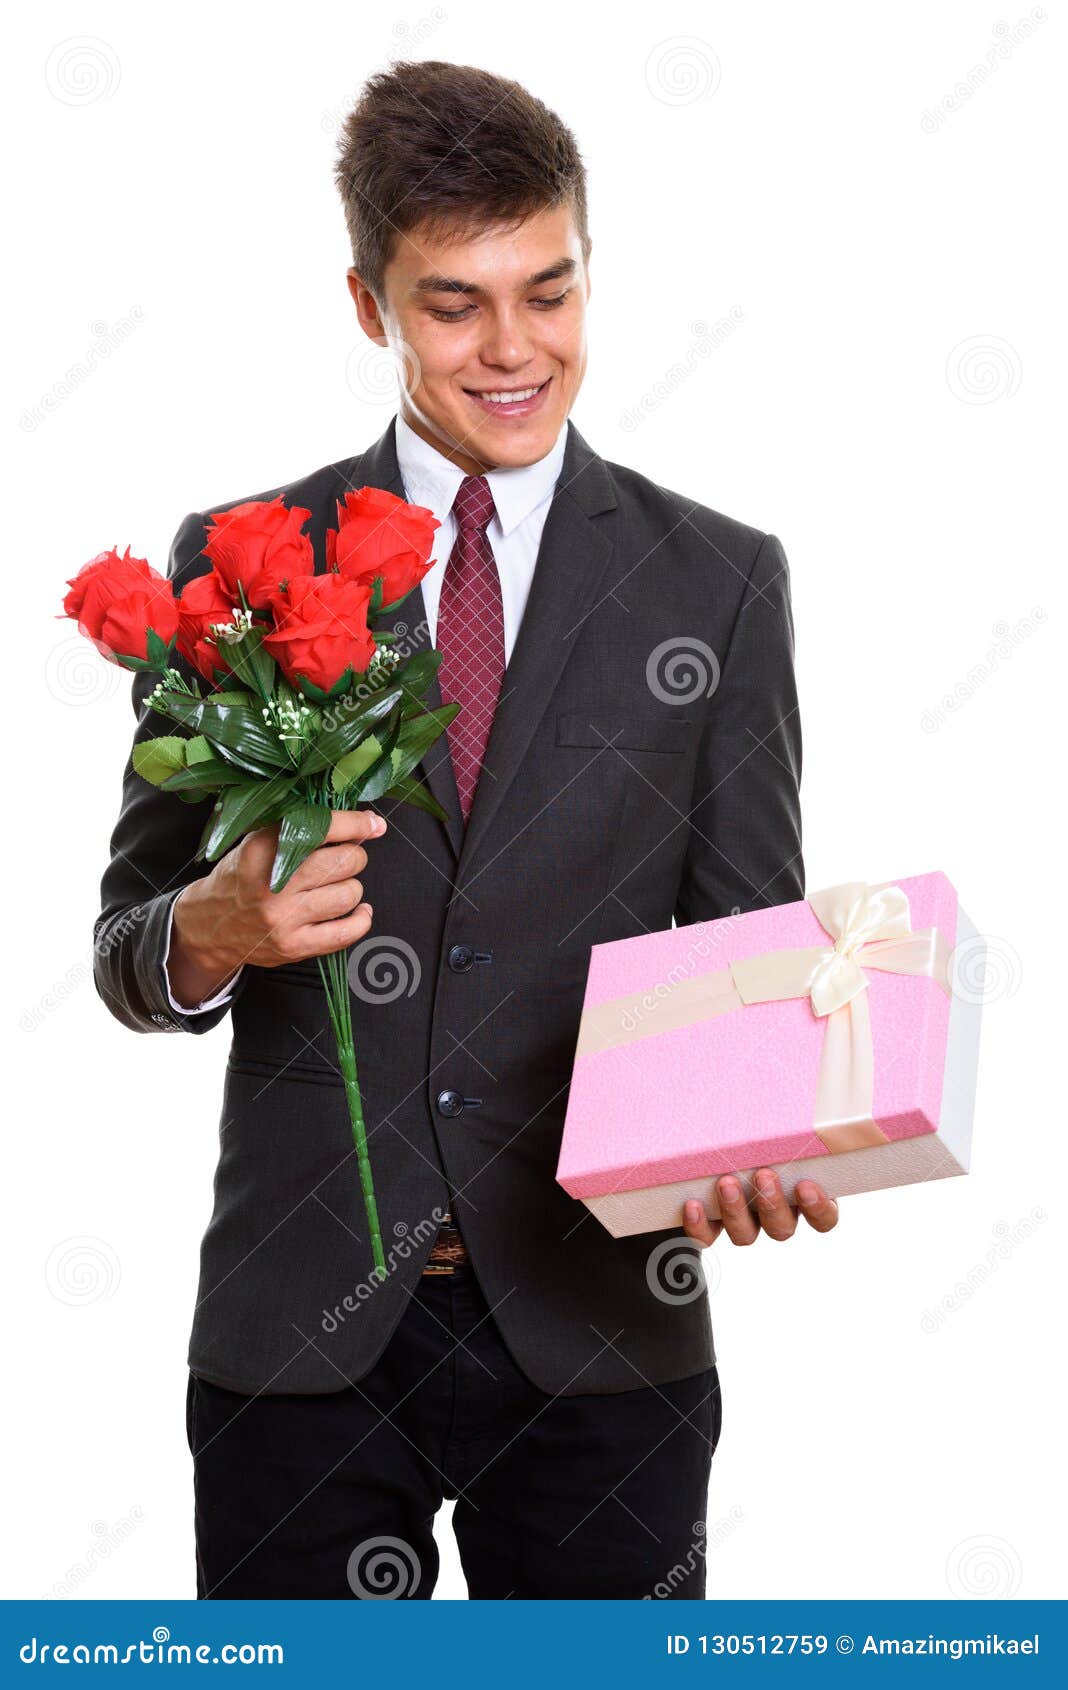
[347, 202, 590, 474]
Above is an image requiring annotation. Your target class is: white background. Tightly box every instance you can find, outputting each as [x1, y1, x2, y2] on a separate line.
[5, 0, 1064, 1601]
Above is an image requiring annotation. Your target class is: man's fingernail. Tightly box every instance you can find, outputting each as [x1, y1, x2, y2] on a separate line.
[719, 1178, 741, 1204]
[756, 1172, 777, 1198]
[685, 1200, 702, 1221]
[797, 1184, 818, 1206]
[369, 814, 385, 833]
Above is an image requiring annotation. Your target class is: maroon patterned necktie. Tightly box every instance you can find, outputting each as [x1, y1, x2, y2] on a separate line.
[435, 474, 504, 825]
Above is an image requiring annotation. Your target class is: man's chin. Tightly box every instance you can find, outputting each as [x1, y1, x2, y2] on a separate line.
[404, 400, 567, 471]
[456, 412, 568, 470]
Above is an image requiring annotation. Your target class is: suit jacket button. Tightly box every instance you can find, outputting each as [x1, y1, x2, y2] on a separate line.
[436, 1088, 465, 1117]
[448, 944, 475, 972]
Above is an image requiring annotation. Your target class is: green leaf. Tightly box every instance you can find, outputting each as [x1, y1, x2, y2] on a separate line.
[380, 775, 449, 822]
[161, 757, 249, 794]
[273, 673, 300, 716]
[294, 667, 358, 705]
[132, 736, 189, 787]
[392, 648, 442, 700]
[348, 718, 400, 803]
[372, 704, 460, 794]
[335, 707, 404, 804]
[388, 649, 444, 720]
[116, 630, 177, 675]
[223, 625, 277, 699]
[297, 684, 404, 776]
[199, 771, 297, 863]
[330, 734, 384, 795]
[151, 695, 287, 775]
[184, 735, 215, 765]
[145, 628, 177, 670]
[270, 803, 332, 893]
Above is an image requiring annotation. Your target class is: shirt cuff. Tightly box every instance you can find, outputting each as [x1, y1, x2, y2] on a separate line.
[162, 898, 243, 1013]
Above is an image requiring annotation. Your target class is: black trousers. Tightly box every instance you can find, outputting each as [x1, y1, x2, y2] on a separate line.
[187, 1260, 721, 1599]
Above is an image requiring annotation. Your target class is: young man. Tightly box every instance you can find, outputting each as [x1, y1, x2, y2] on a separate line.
[95, 60, 837, 1601]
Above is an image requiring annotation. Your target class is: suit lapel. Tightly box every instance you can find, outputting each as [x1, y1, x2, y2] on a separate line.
[332, 414, 619, 878]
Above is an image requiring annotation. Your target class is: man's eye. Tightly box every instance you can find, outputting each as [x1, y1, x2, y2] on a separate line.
[428, 290, 571, 323]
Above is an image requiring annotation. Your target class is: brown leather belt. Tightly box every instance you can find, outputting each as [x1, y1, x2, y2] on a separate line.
[421, 1209, 470, 1274]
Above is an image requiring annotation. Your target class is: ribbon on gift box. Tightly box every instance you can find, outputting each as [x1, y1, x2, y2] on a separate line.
[573, 881, 953, 1152]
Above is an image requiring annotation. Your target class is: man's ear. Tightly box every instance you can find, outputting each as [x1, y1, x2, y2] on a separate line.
[346, 267, 380, 328]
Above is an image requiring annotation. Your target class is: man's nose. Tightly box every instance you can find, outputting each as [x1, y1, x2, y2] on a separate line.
[477, 309, 536, 370]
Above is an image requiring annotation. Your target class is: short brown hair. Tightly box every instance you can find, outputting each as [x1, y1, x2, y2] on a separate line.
[334, 60, 590, 303]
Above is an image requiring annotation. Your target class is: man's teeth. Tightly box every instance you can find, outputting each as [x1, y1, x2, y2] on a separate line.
[475, 385, 543, 404]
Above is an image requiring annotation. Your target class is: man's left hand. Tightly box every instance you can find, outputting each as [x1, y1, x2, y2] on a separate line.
[682, 1169, 839, 1247]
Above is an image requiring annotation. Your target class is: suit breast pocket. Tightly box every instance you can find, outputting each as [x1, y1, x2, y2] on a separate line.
[555, 710, 694, 756]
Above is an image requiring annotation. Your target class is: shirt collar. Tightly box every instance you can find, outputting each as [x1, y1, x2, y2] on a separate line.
[394, 409, 569, 539]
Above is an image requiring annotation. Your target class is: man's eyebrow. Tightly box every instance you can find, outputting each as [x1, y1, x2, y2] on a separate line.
[412, 257, 577, 296]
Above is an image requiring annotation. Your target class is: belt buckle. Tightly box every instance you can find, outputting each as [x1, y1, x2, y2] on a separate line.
[421, 1214, 469, 1276]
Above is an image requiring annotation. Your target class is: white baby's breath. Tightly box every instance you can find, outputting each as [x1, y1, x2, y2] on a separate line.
[210, 609, 255, 645]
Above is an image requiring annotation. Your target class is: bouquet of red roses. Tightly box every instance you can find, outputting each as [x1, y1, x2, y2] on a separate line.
[63, 488, 457, 1281]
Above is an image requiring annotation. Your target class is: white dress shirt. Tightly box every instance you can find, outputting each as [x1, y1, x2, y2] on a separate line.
[164, 409, 569, 1013]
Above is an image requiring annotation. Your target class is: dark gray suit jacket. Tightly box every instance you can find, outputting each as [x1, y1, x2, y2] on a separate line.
[94, 415, 803, 1396]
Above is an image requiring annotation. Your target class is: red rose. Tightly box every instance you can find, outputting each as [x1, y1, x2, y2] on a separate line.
[264, 572, 376, 694]
[326, 485, 438, 607]
[203, 497, 314, 609]
[176, 568, 239, 682]
[62, 547, 179, 664]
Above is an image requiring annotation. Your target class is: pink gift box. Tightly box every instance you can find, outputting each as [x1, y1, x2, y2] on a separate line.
[556, 871, 983, 1236]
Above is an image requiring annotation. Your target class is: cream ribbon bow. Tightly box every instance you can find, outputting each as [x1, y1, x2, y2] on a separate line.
[574, 881, 952, 1153]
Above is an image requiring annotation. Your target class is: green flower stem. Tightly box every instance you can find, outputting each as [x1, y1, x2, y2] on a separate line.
[317, 946, 387, 1282]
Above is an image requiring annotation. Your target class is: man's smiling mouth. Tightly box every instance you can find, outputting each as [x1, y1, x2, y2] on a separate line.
[462, 377, 552, 405]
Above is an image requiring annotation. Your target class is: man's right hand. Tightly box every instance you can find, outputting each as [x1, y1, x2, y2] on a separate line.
[167, 808, 388, 1008]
